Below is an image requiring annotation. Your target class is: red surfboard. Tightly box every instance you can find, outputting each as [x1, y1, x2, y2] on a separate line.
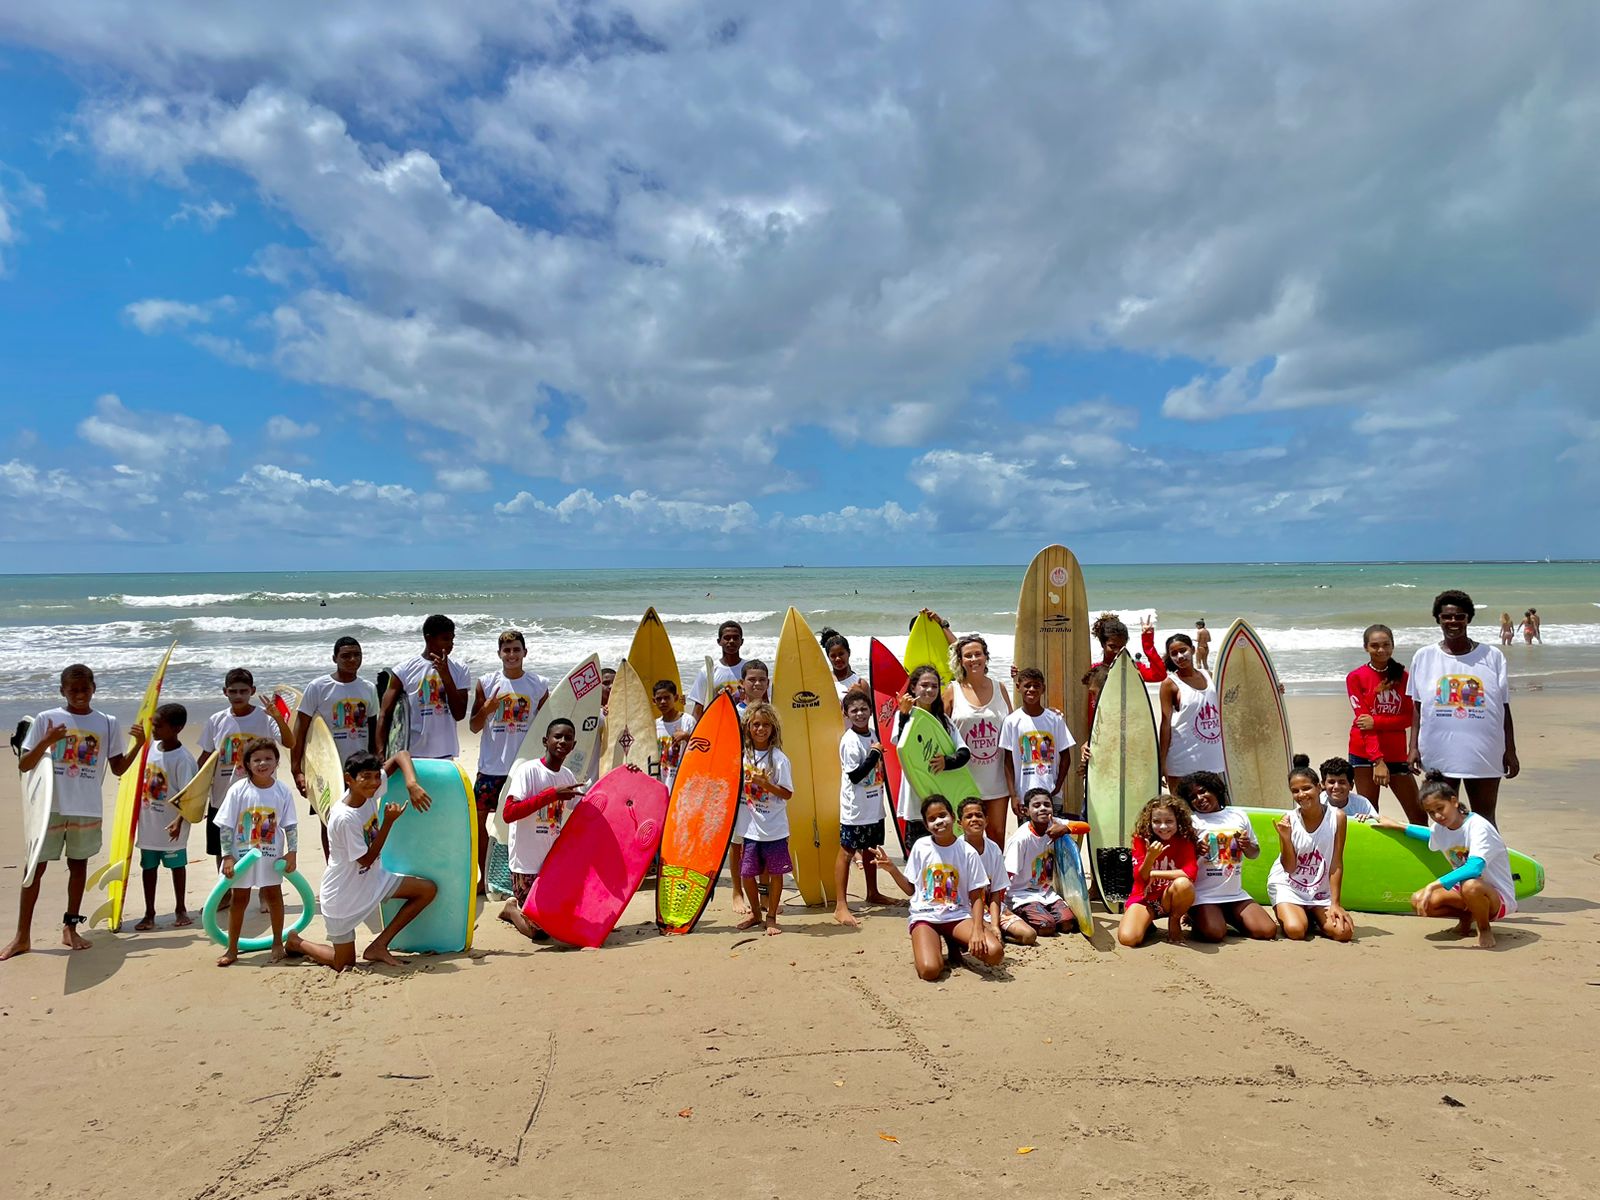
[527, 765, 668, 948]
[869, 638, 910, 855]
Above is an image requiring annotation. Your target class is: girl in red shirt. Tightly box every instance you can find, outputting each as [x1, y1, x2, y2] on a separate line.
[1116, 794, 1199, 947]
[1345, 624, 1422, 824]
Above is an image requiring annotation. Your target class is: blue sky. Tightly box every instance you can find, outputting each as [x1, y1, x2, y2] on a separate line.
[2, 4, 1597, 571]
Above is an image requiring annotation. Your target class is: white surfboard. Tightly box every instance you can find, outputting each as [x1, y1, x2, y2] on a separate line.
[492, 654, 606, 845]
[18, 717, 54, 888]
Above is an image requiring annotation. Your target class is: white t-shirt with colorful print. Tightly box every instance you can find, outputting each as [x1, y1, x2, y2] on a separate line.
[904, 835, 988, 926]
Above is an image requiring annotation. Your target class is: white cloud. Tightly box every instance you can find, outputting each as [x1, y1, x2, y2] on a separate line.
[0, 164, 45, 273]
[122, 298, 214, 333]
[436, 465, 490, 492]
[75, 394, 231, 468]
[167, 198, 235, 229]
[264, 415, 319, 440]
[495, 487, 759, 536]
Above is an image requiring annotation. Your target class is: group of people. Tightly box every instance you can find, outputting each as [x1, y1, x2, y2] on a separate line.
[3, 588, 1524, 973]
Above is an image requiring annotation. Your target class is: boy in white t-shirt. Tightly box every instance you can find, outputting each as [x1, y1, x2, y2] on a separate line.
[687, 620, 747, 718]
[5, 664, 146, 960]
[292, 636, 379, 860]
[135, 703, 198, 931]
[652, 681, 696, 792]
[1320, 756, 1376, 819]
[999, 668, 1074, 816]
[378, 614, 471, 760]
[1004, 789, 1080, 936]
[498, 719, 584, 941]
[199, 667, 292, 884]
[470, 630, 550, 889]
[286, 749, 439, 971]
[959, 797, 1029, 949]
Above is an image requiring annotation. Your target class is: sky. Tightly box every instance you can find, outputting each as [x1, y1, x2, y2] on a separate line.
[1, 2, 1597, 572]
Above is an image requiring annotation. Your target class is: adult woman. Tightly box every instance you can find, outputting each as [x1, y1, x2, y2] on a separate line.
[1407, 590, 1518, 826]
[1345, 624, 1422, 823]
[1157, 633, 1223, 789]
[943, 635, 1012, 846]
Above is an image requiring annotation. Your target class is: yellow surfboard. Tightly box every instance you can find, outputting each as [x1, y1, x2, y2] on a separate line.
[902, 612, 952, 682]
[89, 641, 177, 930]
[602, 659, 661, 778]
[627, 608, 682, 700]
[775, 608, 844, 907]
[1014, 545, 1089, 817]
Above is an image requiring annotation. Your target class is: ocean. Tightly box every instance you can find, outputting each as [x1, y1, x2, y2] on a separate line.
[3, 561, 1596, 729]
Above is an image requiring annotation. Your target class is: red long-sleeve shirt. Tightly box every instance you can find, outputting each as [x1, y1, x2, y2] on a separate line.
[502, 785, 562, 823]
[1345, 663, 1414, 763]
[1087, 627, 1169, 725]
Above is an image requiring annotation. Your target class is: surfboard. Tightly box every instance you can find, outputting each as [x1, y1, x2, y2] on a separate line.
[16, 717, 54, 888]
[775, 607, 845, 907]
[301, 716, 344, 823]
[600, 659, 659, 778]
[628, 607, 682, 700]
[902, 612, 952, 682]
[268, 683, 302, 729]
[376, 669, 411, 758]
[868, 639, 910, 855]
[1236, 808, 1546, 914]
[1014, 545, 1089, 818]
[1216, 620, 1292, 808]
[171, 752, 221, 825]
[656, 693, 744, 934]
[89, 640, 176, 931]
[896, 706, 981, 811]
[379, 757, 477, 952]
[1053, 833, 1094, 939]
[527, 765, 669, 948]
[1085, 650, 1160, 914]
[494, 654, 607, 851]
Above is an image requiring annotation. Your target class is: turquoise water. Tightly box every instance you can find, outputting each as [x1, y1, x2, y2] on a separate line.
[3, 561, 1595, 728]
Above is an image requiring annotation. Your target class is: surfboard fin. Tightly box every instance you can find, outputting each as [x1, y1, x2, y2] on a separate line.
[96, 859, 127, 891]
[87, 898, 115, 929]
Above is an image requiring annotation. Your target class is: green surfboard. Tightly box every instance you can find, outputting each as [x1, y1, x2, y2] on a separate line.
[897, 707, 980, 809]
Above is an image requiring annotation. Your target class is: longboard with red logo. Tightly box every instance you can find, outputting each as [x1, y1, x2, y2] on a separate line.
[656, 693, 744, 934]
[1215, 619, 1291, 809]
[1085, 650, 1158, 914]
[869, 639, 909, 855]
[774, 607, 844, 906]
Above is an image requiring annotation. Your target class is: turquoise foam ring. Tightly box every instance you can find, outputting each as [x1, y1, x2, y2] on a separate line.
[201, 850, 317, 951]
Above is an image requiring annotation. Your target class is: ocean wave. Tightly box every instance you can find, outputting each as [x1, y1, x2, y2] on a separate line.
[181, 613, 514, 637]
[1382, 583, 1419, 589]
[592, 610, 779, 625]
[91, 590, 366, 608]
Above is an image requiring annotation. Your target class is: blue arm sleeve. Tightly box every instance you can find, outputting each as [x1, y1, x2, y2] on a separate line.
[1401, 824, 1429, 842]
[1437, 856, 1486, 888]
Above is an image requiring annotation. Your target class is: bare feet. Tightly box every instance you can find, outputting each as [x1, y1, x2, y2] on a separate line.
[285, 931, 304, 955]
[269, 942, 288, 962]
[175, 912, 193, 928]
[833, 906, 859, 927]
[1453, 917, 1474, 937]
[216, 949, 238, 967]
[134, 916, 156, 931]
[733, 895, 751, 918]
[363, 945, 407, 966]
[1166, 927, 1187, 945]
[733, 913, 761, 931]
[0, 936, 29, 961]
[765, 918, 783, 936]
[1476, 928, 1496, 949]
[63, 926, 91, 951]
[866, 892, 907, 907]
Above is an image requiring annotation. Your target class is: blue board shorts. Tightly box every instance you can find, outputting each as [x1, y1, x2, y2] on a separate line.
[140, 847, 187, 871]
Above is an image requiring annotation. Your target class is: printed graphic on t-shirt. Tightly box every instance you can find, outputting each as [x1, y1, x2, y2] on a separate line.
[744, 754, 777, 816]
[1198, 829, 1243, 869]
[1371, 685, 1405, 717]
[1431, 675, 1486, 717]
[1288, 846, 1324, 889]
[659, 734, 681, 773]
[237, 807, 280, 854]
[1026, 848, 1053, 892]
[220, 731, 252, 774]
[1442, 844, 1471, 871]
[921, 862, 962, 905]
[492, 693, 533, 728]
[1194, 700, 1221, 743]
[965, 716, 1000, 764]
[361, 810, 380, 848]
[54, 729, 104, 777]
[1018, 729, 1055, 767]
[333, 697, 369, 735]
[417, 670, 447, 714]
[145, 763, 170, 803]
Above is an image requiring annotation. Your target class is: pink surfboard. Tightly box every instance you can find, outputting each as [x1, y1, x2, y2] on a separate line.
[526, 765, 668, 948]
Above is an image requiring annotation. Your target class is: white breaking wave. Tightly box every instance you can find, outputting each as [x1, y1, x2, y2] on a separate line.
[92, 590, 366, 608]
[592, 610, 779, 625]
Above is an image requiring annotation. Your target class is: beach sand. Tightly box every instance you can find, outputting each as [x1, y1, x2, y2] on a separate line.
[1, 694, 1596, 1199]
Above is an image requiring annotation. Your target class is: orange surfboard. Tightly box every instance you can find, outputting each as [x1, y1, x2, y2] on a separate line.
[655, 693, 744, 935]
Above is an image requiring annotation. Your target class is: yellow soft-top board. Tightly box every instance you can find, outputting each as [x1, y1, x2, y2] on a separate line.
[902, 612, 952, 683]
[775, 608, 844, 907]
[1215, 619, 1292, 808]
[1014, 545, 1089, 816]
[628, 608, 682, 701]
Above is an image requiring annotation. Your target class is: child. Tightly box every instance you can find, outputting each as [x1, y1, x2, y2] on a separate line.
[470, 630, 550, 890]
[1116, 794, 1199, 946]
[687, 621, 747, 719]
[213, 738, 300, 966]
[653, 681, 696, 792]
[737, 702, 793, 935]
[1376, 772, 1516, 948]
[379, 614, 470, 760]
[1267, 758, 1354, 942]
[736, 659, 770, 715]
[497, 719, 584, 941]
[135, 703, 197, 931]
[1004, 788, 1080, 936]
[1176, 772, 1277, 941]
[834, 686, 900, 926]
[999, 667, 1073, 818]
[892, 666, 972, 846]
[959, 797, 1027, 949]
[1345, 623, 1420, 823]
[287, 750, 439, 970]
[292, 636, 380, 857]
[819, 628, 862, 698]
[1320, 756, 1375, 819]
[4, 664, 146, 960]
[869, 795, 1001, 981]
[200, 668, 292, 887]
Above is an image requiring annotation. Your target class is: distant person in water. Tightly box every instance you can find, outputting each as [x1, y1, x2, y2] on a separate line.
[1499, 613, 1514, 645]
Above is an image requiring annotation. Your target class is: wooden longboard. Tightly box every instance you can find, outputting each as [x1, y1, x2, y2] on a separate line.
[775, 608, 844, 906]
[1216, 620, 1292, 808]
[1085, 650, 1159, 914]
[1014, 546, 1089, 817]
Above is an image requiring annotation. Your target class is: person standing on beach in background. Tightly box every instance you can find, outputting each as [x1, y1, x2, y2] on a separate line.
[4, 664, 146, 961]
[736, 659, 770, 716]
[819, 629, 862, 698]
[1521, 611, 1535, 645]
[1346, 623, 1422, 823]
[200, 668, 293, 899]
[136, 703, 196, 931]
[1499, 613, 1515, 646]
[469, 630, 549, 893]
[688, 620, 747, 720]
[1195, 619, 1211, 671]
[944, 634, 1012, 845]
[736, 702, 794, 935]
[379, 615, 470, 761]
[1408, 590, 1518, 826]
[1158, 634, 1224, 792]
[1083, 613, 1167, 731]
[292, 636, 379, 860]
[835, 686, 900, 926]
